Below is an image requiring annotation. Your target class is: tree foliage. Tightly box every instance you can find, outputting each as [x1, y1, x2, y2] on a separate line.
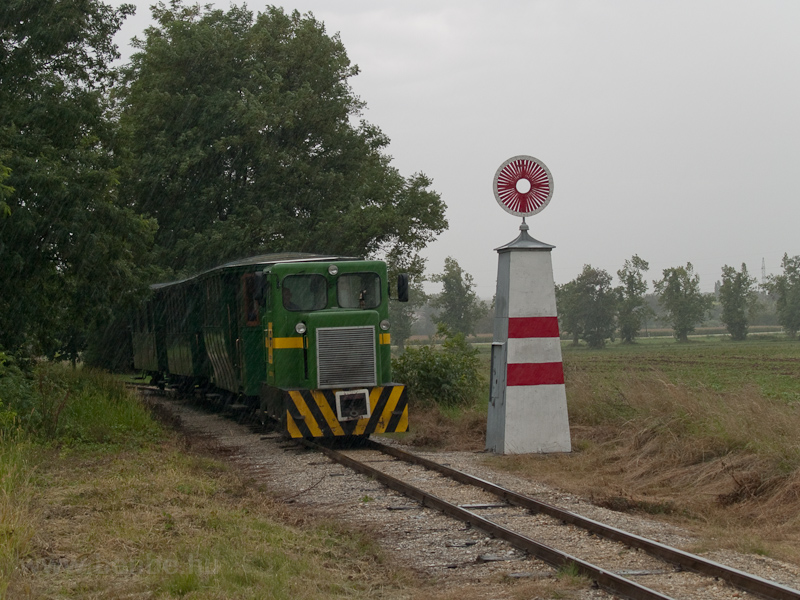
[120, 2, 446, 275]
[719, 263, 758, 341]
[653, 263, 712, 342]
[430, 257, 486, 337]
[555, 279, 583, 346]
[0, 158, 12, 218]
[0, 0, 156, 361]
[616, 255, 651, 343]
[556, 265, 617, 348]
[764, 254, 800, 338]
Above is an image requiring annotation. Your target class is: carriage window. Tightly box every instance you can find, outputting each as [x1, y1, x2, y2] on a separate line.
[337, 273, 381, 309]
[243, 274, 260, 326]
[281, 274, 327, 311]
[205, 279, 220, 326]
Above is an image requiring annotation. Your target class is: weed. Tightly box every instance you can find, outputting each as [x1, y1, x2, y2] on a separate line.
[556, 561, 583, 583]
[0, 362, 161, 446]
[164, 571, 200, 597]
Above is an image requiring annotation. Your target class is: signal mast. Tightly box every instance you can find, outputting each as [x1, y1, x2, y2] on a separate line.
[486, 156, 571, 454]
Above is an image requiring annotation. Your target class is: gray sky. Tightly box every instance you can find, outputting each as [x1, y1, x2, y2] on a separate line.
[110, 0, 800, 297]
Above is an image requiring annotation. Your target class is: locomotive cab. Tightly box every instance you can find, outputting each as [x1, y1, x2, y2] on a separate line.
[262, 260, 407, 438]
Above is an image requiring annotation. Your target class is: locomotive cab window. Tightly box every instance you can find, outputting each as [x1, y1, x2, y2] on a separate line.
[337, 272, 381, 309]
[281, 274, 327, 311]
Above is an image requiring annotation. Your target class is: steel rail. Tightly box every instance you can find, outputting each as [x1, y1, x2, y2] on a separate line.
[303, 439, 678, 600]
[364, 440, 800, 600]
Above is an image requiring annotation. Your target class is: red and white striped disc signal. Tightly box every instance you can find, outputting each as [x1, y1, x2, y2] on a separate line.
[493, 155, 554, 217]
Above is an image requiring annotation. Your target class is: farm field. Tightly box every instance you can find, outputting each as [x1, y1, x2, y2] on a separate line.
[561, 334, 800, 401]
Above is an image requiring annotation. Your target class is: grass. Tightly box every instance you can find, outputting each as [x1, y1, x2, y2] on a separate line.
[0, 363, 419, 599]
[560, 334, 800, 402]
[9, 441, 410, 599]
[0, 433, 35, 599]
[394, 404, 487, 451]
[0, 362, 163, 598]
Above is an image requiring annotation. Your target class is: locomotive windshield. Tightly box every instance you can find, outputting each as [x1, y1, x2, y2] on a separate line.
[281, 274, 327, 311]
[337, 272, 381, 309]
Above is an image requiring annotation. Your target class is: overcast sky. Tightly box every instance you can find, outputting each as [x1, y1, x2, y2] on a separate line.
[109, 0, 800, 298]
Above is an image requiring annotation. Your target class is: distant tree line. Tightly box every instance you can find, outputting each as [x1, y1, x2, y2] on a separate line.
[0, 0, 446, 365]
[555, 254, 800, 348]
[391, 253, 800, 352]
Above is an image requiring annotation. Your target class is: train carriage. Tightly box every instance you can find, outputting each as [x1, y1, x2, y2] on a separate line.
[132, 253, 409, 439]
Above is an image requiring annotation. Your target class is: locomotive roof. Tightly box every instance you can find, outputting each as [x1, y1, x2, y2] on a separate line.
[150, 252, 362, 290]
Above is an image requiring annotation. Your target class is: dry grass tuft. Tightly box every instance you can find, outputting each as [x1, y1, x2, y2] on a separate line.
[403, 405, 487, 452]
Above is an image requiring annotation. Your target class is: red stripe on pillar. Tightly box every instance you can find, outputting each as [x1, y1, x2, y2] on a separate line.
[508, 316, 560, 338]
[507, 362, 565, 386]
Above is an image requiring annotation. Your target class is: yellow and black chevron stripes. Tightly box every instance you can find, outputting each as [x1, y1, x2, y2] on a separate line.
[285, 385, 407, 438]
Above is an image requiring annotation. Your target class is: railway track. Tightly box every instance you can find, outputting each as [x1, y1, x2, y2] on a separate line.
[304, 438, 800, 600]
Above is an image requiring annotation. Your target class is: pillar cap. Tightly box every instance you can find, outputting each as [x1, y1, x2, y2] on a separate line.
[495, 219, 554, 252]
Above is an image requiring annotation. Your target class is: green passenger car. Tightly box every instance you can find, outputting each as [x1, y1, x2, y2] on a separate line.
[132, 253, 409, 438]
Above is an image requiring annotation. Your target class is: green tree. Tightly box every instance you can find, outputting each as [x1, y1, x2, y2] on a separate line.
[556, 265, 617, 349]
[653, 263, 712, 342]
[0, 0, 156, 361]
[616, 255, 651, 343]
[120, 2, 446, 275]
[556, 279, 582, 345]
[719, 263, 758, 341]
[386, 252, 427, 353]
[764, 254, 800, 338]
[430, 257, 486, 337]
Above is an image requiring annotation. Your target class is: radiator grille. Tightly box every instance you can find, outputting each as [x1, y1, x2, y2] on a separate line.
[317, 326, 376, 389]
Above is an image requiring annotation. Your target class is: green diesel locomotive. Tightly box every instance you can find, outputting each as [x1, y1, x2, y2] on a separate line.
[132, 253, 409, 438]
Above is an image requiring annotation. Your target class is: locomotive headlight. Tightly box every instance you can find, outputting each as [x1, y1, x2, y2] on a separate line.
[295, 322, 307, 335]
[379, 319, 390, 331]
[327, 264, 339, 275]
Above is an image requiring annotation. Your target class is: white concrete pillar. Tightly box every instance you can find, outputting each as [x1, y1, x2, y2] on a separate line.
[486, 223, 571, 454]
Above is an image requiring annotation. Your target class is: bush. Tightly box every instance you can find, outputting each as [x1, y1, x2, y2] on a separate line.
[0, 354, 160, 445]
[392, 325, 482, 408]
